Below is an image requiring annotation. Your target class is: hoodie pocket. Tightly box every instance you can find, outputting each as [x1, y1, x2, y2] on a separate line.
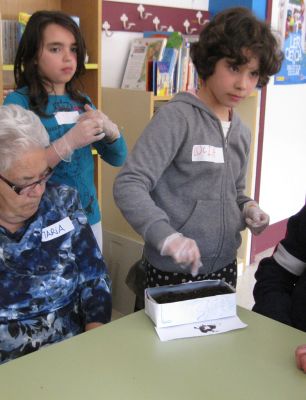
[221, 199, 245, 256]
[177, 200, 221, 258]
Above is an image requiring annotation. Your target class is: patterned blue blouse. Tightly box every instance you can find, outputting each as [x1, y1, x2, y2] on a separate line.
[0, 183, 112, 364]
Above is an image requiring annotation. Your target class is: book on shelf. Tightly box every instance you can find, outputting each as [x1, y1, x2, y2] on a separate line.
[1, 12, 81, 66]
[156, 61, 170, 96]
[121, 32, 200, 96]
[143, 31, 174, 94]
[177, 35, 199, 93]
[17, 12, 31, 42]
[1, 19, 18, 64]
[162, 47, 179, 93]
[143, 31, 172, 39]
[179, 39, 191, 93]
[147, 32, 200, 96]
[146, 58, 157, 93]
[121, 37, 167, 91]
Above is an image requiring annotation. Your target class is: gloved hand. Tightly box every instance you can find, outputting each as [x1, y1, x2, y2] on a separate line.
[243, 201, 269, 235]
[80, 104, 120, 143]
[160, 233, 202, 277]
[52, 105, 119, 162]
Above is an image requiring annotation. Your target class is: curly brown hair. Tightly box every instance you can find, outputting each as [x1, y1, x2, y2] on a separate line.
[190, 7, 284, 87]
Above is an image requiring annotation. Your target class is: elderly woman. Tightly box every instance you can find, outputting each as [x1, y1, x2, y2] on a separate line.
[0, 104, 112, 364]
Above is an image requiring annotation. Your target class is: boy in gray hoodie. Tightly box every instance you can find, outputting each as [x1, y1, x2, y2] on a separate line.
[114, 7, 283, 291]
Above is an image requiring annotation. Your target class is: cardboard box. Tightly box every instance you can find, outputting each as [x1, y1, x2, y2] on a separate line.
[145, 279, 236, 328]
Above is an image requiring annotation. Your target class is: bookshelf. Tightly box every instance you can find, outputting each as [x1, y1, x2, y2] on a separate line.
[0, 11, 2, 95]
[101, 87, 260, 270]
[0, 0, 102, 209]
[101, 88, 170, 243]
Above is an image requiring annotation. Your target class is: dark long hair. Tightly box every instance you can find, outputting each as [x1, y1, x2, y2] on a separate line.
[190, 7, 284, 87]
[14, 10, 89, 116]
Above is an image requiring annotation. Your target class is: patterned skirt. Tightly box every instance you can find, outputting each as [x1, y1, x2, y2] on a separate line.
[144, 259, 237, 288]
[133, 258, 237, 311]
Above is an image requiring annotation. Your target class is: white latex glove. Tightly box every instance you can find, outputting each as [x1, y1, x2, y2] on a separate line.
[243, 201, 270, 235]
[52, 105, 120, 162]
[160, 233, 202, 277]
[65, 117, 105, 149]
[52, 113, 105, 162]
[79, 104, 120, 143]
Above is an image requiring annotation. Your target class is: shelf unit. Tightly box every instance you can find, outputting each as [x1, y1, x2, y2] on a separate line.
[101, 88, 166, 243]
[0, 0, 102, 209]
[101, 87, 260, 271]
[0, 10, 2, 95]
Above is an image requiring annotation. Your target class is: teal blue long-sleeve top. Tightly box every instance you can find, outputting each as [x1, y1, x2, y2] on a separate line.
[4, 87, 127, 225]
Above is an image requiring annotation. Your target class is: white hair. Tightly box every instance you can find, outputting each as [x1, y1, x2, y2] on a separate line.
[0, 104, 50, 172]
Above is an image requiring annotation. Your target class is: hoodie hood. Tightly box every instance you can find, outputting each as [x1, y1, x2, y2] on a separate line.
[169, 91, 241, 126]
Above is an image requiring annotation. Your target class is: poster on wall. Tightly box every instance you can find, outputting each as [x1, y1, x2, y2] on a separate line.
[274, 0, 306, 84]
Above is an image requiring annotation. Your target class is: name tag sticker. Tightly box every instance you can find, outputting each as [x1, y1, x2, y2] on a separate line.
[55, 111, 79, 125]
[192, 145, 224, 163]
[42, 217, 74, 242]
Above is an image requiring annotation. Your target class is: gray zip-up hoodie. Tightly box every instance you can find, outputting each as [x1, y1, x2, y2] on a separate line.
[113, 92, 252, 275]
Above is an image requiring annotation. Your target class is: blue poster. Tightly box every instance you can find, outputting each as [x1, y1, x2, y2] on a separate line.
[274, 0, 306, 85]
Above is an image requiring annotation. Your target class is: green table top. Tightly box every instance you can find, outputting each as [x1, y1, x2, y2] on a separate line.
[1, 307, 306, 400]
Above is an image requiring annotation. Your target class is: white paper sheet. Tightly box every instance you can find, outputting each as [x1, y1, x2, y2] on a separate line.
[155, 315, 247, 342]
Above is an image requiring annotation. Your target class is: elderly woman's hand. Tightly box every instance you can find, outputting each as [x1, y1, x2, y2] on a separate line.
[85, 322, 103, 331]
[296, 345, 306, 373]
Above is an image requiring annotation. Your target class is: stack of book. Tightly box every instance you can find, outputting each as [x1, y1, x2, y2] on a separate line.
[1, 20, 19, 64]
[1, 12, 80, 66]
[121, 32, 199, 96]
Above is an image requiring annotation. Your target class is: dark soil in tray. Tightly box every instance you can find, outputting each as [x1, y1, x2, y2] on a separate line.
[152, 286, 233, 304]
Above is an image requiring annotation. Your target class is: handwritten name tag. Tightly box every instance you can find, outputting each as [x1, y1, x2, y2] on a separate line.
[192, 145, 224, 163]
[41, 217, 74, 242]
[55, 111, 79, 125]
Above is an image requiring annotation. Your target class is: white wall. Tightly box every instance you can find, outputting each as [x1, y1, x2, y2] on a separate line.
[102, 31, 142, 88]
[259, 2, 306, 223]
[260, 84, 306, 223]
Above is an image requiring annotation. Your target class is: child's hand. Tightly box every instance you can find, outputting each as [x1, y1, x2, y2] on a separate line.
[51, 104, 120, 162]
[243, 201, 269, 235]
[66, 118, 105, 149]
[51, 118, 105, 162]
[295, 345, 306, 373]
[80, 104, 120, 143]
[160, 233, 202, 277]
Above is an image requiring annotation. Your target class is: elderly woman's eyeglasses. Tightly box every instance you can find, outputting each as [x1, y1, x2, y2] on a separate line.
[0, 168, 53, 195]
